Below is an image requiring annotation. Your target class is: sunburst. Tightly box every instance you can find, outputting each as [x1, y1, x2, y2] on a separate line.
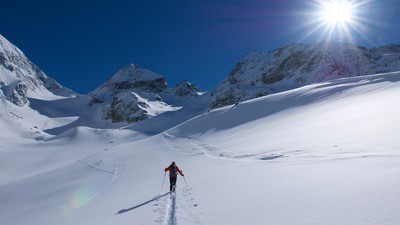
[299, 0, 373, 45]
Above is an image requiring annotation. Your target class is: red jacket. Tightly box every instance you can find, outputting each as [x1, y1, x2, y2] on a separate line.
[164, 164, 184, 177]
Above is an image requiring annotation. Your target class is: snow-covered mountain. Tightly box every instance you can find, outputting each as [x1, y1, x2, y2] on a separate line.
[210, 42, 400, 108]
[0, 35, 78, 141]
[0, 34, 207, 137]
[0, 35, 75, 106]
[88, 63, 204, 124]
[2, 34, 400, 139]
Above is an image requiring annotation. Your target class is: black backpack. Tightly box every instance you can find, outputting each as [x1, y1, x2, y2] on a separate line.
[169, 164, 177, 177]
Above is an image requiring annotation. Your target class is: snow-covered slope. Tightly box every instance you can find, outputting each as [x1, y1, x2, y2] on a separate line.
[0, 97, 74, 143]
[210, 42, 400, 108]
[172, 72, 400, 157]
[0, 35, 78, 141]
[1, 72, 399, 225]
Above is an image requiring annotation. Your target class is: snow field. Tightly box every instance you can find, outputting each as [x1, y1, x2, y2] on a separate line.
[0, 72, 399, 224]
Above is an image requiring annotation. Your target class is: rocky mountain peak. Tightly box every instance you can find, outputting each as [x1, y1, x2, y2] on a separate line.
[173, 79, 200, 97]
[113, 63, 161, 81]
[88, 63, 205, 124]
[89, 64, 181, 123]
[0, 34, 75, 106]
[100, 64, 167, 94]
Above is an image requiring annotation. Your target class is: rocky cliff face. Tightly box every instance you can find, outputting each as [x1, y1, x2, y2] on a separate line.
[103, 92, 151, 123]
[210, 42, 400, 109]
[0, 35, 76, 106]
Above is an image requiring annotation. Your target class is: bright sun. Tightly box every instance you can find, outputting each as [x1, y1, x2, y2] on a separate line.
[299, 0, 368, 43]
[321, 1, 354, 26]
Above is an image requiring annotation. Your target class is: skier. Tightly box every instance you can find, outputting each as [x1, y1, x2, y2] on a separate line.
[164, 161, 184, 192]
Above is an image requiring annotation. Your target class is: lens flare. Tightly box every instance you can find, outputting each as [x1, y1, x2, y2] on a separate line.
[71, 186, 95, 208]
[63, 185, 97, 215]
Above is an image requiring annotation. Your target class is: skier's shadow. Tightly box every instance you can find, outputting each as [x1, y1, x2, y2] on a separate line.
[116, 192, 170, 214]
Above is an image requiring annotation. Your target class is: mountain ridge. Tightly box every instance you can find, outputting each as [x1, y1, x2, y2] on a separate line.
[1, 34, 400, 139]
[210, 41, 400, 108]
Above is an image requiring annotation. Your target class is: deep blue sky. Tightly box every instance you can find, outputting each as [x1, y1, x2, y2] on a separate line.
[1, 0, 399, 94]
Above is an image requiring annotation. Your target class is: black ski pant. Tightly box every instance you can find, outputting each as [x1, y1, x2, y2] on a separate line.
[169, 177, 177, 191]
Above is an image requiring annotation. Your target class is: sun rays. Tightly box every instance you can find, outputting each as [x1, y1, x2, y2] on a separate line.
[297, 0, 376, 45]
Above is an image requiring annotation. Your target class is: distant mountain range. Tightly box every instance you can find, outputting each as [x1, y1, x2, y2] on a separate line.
[1, 34, 400, 138]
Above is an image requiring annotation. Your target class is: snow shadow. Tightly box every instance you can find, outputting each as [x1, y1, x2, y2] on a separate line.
[29, 96, 123, 135]
[259, 154, 284, 160]
[229, 153, 284, 161]
[116, 192, 170, 214]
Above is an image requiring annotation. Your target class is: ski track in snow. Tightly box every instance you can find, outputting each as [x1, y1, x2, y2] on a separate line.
[155, 134, 204, 224]
[162, 132, 283, 162]
[164, 193, 177, 225]
[154, 187, 200, 225]
[162, 132, 400, 163]
[43, 148, 122, 225]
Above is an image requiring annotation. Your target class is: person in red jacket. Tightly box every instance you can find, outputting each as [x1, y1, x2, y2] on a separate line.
[164, 161, 184, 191]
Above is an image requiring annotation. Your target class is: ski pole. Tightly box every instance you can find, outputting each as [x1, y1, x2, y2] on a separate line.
[161, 172, 166, 191]
[183, 175, 189, 187]
[181, 169, 189, 187]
